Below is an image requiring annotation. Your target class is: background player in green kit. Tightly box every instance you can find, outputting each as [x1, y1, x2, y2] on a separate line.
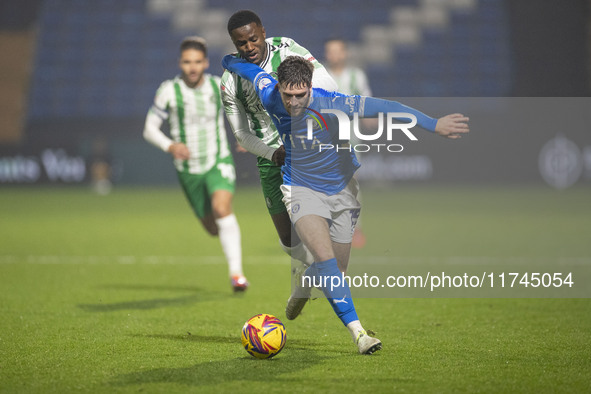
[221, 10, 337, 267]
[324, 38, 372, 97]
[143, 37, 247, 292]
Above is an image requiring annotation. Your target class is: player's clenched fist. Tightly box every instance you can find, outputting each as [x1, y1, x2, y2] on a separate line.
[168, 142, 191, 160]
[272, 145, 286, 166]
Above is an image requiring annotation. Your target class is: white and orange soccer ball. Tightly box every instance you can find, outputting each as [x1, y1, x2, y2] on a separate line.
[241, 314, 286, 359]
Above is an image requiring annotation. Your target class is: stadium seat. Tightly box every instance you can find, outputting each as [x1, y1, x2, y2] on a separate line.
[27, 0, 513, 120]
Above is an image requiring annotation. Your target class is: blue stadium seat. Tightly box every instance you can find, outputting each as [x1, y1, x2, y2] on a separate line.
[27, 0, 513, 121]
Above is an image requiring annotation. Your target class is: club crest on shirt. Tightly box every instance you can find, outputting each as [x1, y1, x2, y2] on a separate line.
[265, 197, 273, 209]
[257, 76, 273, 91]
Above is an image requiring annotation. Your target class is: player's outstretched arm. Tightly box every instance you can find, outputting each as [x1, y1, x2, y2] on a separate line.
[222, 54, 277, 109]
[222, 55, 269, 85]
[434, 114, 470, 139]
[357, 97, 470, 138]
[359, 97, 438, 131]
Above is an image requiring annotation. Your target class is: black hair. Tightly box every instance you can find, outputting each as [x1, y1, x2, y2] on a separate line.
[180, 36, 207, 56]
[227, 10, 262, 34]
[276, 56, 314, 88]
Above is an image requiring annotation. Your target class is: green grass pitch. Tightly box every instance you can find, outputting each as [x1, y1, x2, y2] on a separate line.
[0, 186, 590, 393]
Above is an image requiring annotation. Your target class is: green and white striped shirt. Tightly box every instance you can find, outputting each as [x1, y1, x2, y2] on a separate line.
[328, 66, 372, 97]
[148, 74, 230, 174]
[221, 37, 337, 166]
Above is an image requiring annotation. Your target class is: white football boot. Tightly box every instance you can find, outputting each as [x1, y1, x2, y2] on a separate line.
[356, 331, 382, 355]
[285, 263, 312, 320]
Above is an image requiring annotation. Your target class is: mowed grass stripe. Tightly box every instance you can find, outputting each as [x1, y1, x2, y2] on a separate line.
[0, 187, 589, 393]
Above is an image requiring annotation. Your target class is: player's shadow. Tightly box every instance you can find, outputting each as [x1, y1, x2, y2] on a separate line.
[77, 284, 229, 312]
[99, 284, 205, 292]
[77, 295, 201, 312]
[110, 345, 327, 389]
[135, 333, 242, 344]
[131, 333, 330, 350]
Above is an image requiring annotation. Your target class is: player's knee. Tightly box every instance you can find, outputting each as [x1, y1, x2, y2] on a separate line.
[211, 195, 233, 219]
[272, 215, 293, 246]
[212, 204, 232, 219]
[278, 232, 292, 247]
[277, 223, 296, 246]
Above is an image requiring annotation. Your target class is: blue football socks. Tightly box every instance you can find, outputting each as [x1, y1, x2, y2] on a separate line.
[305, 258, 359, 326]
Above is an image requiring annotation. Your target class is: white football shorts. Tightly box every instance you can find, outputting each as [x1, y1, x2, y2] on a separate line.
[280, 178, 361, 243]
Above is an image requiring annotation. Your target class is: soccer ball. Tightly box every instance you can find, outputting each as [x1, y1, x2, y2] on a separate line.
[241, 314, 286, 359]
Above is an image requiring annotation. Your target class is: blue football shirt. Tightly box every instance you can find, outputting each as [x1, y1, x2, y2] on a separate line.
[222, 55, 437, 195]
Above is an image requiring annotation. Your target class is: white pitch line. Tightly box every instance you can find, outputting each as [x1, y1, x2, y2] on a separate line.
[0, 255, 588, 266]
[0, 255, 290, 265]
[351, 256, 591, 266]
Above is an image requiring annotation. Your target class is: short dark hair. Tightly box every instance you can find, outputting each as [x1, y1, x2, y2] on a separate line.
[277, 56, 314, 88]
[227, 10, 262, 34]
[180, 36, 207, 56]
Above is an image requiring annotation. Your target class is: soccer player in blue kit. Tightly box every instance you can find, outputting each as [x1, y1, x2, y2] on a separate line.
[222, 54, 470, 354]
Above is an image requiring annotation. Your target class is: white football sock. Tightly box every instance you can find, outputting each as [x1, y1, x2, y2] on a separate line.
[346, 320, 365, 343]
[280, 240, 314, 266]
[215, 214, 243, 277]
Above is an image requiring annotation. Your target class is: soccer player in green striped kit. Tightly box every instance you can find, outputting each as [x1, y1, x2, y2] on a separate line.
[143, 37, 247, 292]
[221, 10, 337, 268]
